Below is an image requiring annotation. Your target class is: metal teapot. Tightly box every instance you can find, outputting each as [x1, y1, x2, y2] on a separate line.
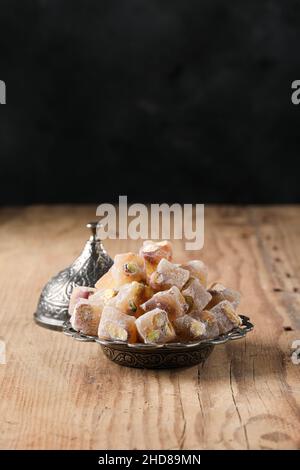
[34, 222, 113, 330]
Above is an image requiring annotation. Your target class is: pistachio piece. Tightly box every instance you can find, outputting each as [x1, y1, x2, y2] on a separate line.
[129, 300, 137, 313]
[124, 262, 138, 274]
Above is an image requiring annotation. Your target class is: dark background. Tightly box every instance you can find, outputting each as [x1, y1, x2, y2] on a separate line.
[0, 0, 300, 205]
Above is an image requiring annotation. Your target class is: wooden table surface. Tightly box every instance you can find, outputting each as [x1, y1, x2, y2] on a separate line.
[0, 205, 300, 450]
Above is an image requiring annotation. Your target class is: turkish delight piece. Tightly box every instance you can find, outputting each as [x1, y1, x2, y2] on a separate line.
[139, 240, 173, 277]
[111, 281, 152, 317]
[88, 287, 116, 309]
[136, 308, 176, 344]
[68, 286, 96, 316]
[70, 299, 102, 336]
[209, 300, 241, 334]
[182, 278, 212, 314]
[180, 260, 208, 287]
[98, 305, 137, 343]
[173, 315, 207, 342]
[150, 258, 190, 291]
[194, 310, 220, 339]
[111, 252, 146, 286]
[95, 269, 116, 290]
[141, 286, 188, 321]
[206, 283, 241, 310]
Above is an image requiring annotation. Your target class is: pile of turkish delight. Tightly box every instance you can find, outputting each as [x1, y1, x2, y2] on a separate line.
[69, 241, 242, 344]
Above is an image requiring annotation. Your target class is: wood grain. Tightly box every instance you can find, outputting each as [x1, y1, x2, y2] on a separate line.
[0, 205, 299, 450]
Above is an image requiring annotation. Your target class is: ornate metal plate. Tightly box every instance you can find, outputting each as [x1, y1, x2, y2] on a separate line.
[63, 315, 254, 369]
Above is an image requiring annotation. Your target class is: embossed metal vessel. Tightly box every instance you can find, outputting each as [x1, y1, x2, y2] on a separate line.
[34, 222, 113, 330]
[63, 315, 254, 369]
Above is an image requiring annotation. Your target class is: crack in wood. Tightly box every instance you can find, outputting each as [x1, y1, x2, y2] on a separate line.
[229, 360, 250, 450]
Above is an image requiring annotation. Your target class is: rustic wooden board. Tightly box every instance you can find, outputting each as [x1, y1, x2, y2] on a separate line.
[0, 205, 299, 450]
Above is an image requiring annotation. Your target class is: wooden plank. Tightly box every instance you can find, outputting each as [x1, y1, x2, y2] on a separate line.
[0, 205, 299, 449]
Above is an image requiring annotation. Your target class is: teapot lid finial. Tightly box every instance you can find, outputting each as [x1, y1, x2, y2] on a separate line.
[86, 221, 99, 241]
